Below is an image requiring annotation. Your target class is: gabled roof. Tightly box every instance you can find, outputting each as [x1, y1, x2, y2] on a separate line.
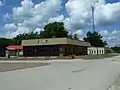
[7, 45, 23, 50]
[21, 38, 91, 47]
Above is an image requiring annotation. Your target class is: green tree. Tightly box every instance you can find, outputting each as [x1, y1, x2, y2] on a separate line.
[111, 46, 120, 53]
[0, 38, 13, 46]
[73, 34, 79, 40]
[83, 31, 107, 47]
[41, 22, 69, 38]
[12, 22, 81, 45]
[13, 32, 41, 45]
[68, 35, 73, 39]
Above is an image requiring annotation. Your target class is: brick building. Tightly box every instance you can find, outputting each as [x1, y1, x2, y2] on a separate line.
[21, 38, 91, 57]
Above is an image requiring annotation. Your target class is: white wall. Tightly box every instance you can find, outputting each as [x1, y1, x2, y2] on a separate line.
[87, 47, 105, 55]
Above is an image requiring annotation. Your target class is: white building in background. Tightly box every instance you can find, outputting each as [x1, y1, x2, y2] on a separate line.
[87, 47, 105, 55]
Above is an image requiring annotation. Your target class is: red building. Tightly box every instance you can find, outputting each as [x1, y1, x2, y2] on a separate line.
[7, 45, 23, 56]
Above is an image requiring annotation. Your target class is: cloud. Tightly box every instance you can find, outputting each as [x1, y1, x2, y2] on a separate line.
[4, 0, 62, 37]
[4, 23, 17, 31]
[34, 28, 44, 33]
[10, 26, 29, 37]
[5, 23, 30, 38]
[95, 2, 120, 26]
[65, 0, 91, 30]
[12, 0, 34, 22]
[3, 0, 120, 46]
[48, 15, 64, 23]
[65, 0, 120, 29]
[0, 0, 3, 6]
[99, 30, 108, 36]
[73, 29, 84, 40]
[99, 30, 120, 46]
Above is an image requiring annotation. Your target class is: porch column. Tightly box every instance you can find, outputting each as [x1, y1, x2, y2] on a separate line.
[59, 46, 63, 58]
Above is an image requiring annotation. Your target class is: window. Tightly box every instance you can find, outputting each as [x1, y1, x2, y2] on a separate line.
[65, 47, 67, 54]
[27, 48, 33, 52]
[53, 48, 58, 52]
[39, 48, 44, 51]
[34, 49, 37, 52]
[73, 48, 75, 54]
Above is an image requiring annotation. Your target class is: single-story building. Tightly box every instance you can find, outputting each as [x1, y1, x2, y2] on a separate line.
[87, 47, 105, 55]
[6, 45, 23, 56]
[21, 38, 91, 57]
[0, 45, 6, 57]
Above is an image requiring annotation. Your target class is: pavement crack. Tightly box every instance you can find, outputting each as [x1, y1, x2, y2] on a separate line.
[72, 68, 85, 73]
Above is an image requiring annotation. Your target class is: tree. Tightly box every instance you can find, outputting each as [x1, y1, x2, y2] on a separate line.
[83, 31, 107, 47]
[0, 38, 13, 46]
[13, 32, 41, 45]
[73, 34, 79, 40]
[41, 22, 69, 38]
[12, 22, 81, 45]
[111, 46, 120, 53]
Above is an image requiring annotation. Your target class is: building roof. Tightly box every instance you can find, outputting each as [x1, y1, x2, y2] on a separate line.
[21, 38, 91, 47]
[7, 45, 23, 50]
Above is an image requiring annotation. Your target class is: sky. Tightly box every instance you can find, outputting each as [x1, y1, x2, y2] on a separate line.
[0, 0, 120, 46]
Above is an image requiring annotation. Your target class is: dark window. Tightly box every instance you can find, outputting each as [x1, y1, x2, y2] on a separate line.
[65, 47, 67, 54]
[73, 48, 75, 54]
[39, 48, 44, 51]
[53, 48, 58, 51]
[27, 48, 33, 52]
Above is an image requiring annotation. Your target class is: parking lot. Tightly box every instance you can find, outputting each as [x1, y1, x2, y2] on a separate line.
[0, 56, 120, 90]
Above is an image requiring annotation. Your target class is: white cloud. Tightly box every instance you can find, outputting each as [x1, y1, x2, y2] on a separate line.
[10, 26, 29, 37]
[4, 0, 62, 37]
[99, 30, 120, 46]
[73, 29, 84, 40]
[73, 29, 83, 36]
[4, 13, 11, 20]
[65, 0, 120, 30]
[12, 0, 34, 23]
[111, 29, 119, 34]
[6, 24, 30, 38]
[65, 0, 91, 30]
[95, 2, 120, 26]
[4, 23, 17, 31]
[0, 0, 3, 6]
[4, 23, 31, 38]
[48, 15, 64, 23]
[99, 30, 108, 36]
[34, 28, 44, 33]
[3, 0, 120, 46]
[33, 0, 61, 16]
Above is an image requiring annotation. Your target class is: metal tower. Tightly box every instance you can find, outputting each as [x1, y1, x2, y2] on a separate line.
[91, 6, 95, 32]
[91, 0, 98, 32]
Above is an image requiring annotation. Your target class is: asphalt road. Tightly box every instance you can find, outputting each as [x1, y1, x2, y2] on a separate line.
[0, 56, 120, 90]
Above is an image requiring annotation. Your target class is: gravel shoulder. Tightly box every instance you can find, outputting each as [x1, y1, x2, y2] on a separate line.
[0, 63, 49, 72]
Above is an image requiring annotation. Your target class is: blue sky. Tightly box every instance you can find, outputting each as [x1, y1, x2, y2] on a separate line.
[0, 0, 120, 46]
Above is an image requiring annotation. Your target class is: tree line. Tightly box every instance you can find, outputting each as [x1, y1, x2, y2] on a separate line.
[0, 22, 107, 47]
